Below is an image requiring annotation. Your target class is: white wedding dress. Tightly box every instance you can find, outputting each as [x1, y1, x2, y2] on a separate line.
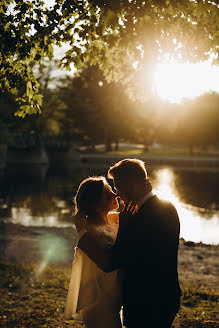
[64, 212, 123, 328]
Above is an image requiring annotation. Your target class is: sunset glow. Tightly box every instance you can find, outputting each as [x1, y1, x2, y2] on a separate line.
[154, 168, 219, 244]
[153, 60, 219, 103]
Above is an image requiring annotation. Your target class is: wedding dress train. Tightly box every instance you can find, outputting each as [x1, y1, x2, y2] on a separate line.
[64, 212, 123, 328]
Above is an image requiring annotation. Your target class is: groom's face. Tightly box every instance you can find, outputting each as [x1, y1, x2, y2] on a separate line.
[113, 177, 130, 204]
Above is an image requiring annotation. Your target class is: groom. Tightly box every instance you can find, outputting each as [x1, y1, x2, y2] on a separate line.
[78, 158, 181, 328]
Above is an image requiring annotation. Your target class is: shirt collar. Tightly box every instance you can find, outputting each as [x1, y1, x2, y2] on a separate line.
[137, 191, 154, 210]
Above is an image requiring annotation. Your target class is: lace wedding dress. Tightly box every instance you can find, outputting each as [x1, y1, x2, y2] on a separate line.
[64, 212, 123, 328]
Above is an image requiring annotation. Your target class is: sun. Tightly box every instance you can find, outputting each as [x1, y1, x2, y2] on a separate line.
[153, 60, 219, 103]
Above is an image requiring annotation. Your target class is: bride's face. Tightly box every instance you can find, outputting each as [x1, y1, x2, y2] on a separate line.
[99, 183, 119, 213]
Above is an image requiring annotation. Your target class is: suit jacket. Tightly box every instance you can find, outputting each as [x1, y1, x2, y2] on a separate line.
[78, 195, 181, 325]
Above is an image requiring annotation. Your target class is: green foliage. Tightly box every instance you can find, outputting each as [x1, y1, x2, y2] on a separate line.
[0, 0, 55, 116]
[145, 93, 219, 153]
[1, 0, 219, 116]
[59, 0, 219, 101]
[174, 93, 219, 152]
[1, 61, 219, 152]
[54, 64, 139, 149]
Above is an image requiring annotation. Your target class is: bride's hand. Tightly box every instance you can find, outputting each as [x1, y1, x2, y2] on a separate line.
[74, 210, 87, 233]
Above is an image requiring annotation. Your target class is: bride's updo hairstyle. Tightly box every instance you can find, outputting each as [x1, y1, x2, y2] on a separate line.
[74, 176, 107, 217]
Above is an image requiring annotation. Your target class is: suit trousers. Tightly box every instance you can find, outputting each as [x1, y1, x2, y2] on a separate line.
[125, 298, 180, 328]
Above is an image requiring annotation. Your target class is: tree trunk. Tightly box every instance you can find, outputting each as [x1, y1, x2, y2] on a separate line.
[189, 145, 194, 156]
[105, 140, 112, 152]
[91, 143, 95, 151]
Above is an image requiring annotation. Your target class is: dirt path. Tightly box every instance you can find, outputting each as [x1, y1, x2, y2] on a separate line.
[0, 223, 218, 292]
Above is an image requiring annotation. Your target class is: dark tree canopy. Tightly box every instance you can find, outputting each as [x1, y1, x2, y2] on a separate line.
[1, 0, 219, 116]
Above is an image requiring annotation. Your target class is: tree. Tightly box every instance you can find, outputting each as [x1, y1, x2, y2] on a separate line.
[0, 91, 17, 144]
[34, 59, 68, 139]
[60, 0, 219, 101]
[0, 58, 67, 149]
[0, 0, 55, 116]
[175, 93, 219, 154]
[56, 65, 136, 150]
[151, 100, 182, 147]
[1, 0, 219, 116]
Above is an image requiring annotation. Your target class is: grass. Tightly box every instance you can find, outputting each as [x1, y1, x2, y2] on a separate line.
[83, 144, 219, 158]
[0, 263, 85, 328]
[107, 148, 219, 157]
[0, 262, 218, 328]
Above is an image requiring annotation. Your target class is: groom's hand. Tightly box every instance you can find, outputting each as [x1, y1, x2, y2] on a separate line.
[121, 201, 138, 215]
[119, 201, 138, 226]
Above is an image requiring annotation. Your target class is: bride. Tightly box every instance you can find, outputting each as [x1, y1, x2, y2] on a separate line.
[64, 176, 123, 328]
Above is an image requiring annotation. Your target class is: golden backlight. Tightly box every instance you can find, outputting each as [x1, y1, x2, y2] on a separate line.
[154, 168, 219, 245]
[154, 60, 219, 103]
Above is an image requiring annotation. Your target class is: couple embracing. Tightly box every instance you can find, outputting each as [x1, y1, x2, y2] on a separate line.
[64, 159, 181, 328]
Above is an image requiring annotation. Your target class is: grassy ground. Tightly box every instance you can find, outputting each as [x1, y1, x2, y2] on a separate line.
[0, 262, 218, 328]
[82, 144, 219, 158]
[107, 148, 219, 157]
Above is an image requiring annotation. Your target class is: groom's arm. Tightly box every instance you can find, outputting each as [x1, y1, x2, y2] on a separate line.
[78, 233, 121, 272]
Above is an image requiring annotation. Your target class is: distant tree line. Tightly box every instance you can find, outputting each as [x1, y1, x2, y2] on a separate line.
[0, 63, 219, 154]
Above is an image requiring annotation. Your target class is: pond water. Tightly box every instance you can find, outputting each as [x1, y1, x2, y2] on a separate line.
[0, 164, 219, 245]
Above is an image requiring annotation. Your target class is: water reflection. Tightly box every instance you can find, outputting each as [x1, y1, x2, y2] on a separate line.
[0, 165, 219, 244]
[153, 168, 219, 245]
[10, 207, 72, 227]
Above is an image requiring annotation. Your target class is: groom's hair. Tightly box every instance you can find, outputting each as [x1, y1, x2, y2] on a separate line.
[108, 158, 147, 182]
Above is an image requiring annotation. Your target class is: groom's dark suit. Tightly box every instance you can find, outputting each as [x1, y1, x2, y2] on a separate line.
[78, 195, 181, 328]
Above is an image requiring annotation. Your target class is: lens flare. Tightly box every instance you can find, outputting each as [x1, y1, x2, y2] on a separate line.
[36, 233, 71, 275]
